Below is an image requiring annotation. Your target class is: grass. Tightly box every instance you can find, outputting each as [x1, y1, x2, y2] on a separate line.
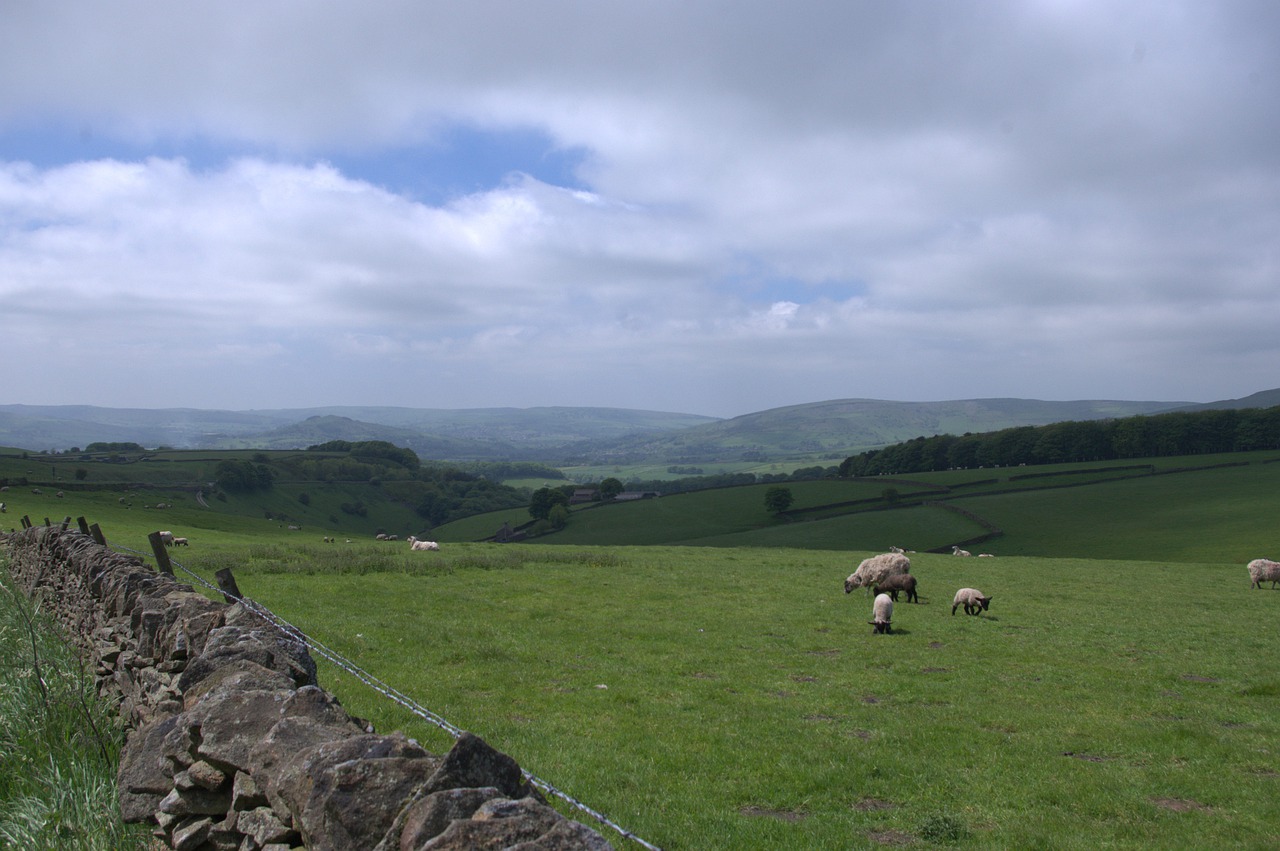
[0, 568, 153, 850]
[163, 543, 1280, 850]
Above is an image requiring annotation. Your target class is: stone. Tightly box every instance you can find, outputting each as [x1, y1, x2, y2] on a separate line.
[421, 732, 529, 799]
[395, 787, 504, 851]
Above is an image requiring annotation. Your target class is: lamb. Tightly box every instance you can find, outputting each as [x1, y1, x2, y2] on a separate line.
[872, 572, 918, 604]
[407, 536, 440, 551]
[951, 546, 972, 557]
[172, 537, 189, 547]
[869, 593, 894, 634]
[844, 552, 911, 594]
[1247, 558, 1280, 589]
[952, 587, 992, 616]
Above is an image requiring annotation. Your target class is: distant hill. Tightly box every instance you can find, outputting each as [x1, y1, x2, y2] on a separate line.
[553, 397, 1196, 464]
[1172, 387, 1280, 412]
[0, 404, 719, 457]
[4, 391, 1276, 463]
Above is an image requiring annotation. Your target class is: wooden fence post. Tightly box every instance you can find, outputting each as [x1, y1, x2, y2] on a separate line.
[77, 516, 91, 535]
[148, 531, 174, 575]
[89, 523, 106, 546]
[214, 568, 244, 604]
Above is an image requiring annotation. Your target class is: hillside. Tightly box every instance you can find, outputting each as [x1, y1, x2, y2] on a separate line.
[3, 389, 1276, 463]
[555, 396, 1192, 464]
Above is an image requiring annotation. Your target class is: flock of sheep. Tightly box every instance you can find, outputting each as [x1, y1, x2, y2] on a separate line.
[850, 550, 1280, 635]
[844, 550, 992, 635]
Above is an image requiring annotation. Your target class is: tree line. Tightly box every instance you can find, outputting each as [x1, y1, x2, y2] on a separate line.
[837, 406, 1280, 477]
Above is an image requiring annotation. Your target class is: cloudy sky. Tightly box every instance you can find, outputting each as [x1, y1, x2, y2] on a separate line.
[1, 2, 1276, 417]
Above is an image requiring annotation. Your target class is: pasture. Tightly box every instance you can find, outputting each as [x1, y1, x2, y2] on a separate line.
[6, 449, 1280, 847]
[162, 542, 1280, 850]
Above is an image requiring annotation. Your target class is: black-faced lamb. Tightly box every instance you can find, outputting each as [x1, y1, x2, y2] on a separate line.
[951, 587, 991, 616]
[844, 552, 911, 594]
[872, 572, 918, 604]
[869, 592, 894, 634]
[1247, 558, 1280, 589]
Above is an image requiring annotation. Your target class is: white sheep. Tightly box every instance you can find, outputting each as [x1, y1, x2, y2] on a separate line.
[870, 593, 894, 634]
[1247, 558, 1280, 589]
[951, 546, 972, 557]
[407, 536, 440, 551]
[952, 587, 992, 616]
[172, 537, 189, 547]
[844, 552, 911, 594]
[158, 530, 175, 546]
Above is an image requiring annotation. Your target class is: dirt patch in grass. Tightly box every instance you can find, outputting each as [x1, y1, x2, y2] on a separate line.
[1150, 796, 1212, 813]
[928, 641, 944, 649]
[920, 667, 949, 673]
[791, 674, 818, 683]
[1063, 751, 1114, 763]
[804, 713, 838, 722]
[853, 797, 897, 811]
[862, 694, 883, 704]
[740, 805, 807, 822]
[1181, 674, 1220, 683]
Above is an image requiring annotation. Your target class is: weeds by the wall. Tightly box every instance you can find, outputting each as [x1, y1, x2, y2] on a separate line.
[0, 563, 152, 851]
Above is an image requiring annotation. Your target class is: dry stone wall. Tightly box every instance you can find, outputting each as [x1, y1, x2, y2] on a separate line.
[2, 526, 614, 851]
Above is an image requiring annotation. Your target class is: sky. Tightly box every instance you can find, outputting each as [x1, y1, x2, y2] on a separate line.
[1, 2, 1277, 418]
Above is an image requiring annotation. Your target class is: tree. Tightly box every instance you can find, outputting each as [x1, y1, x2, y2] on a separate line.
[74, 468, 88, 481]
[599, 477, 624, 500]
[529, 487, 570, 521]
[764, 486, 794, 514]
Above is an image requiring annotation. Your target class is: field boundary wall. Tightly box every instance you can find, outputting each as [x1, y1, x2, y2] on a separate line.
[1, 525, 621, 851]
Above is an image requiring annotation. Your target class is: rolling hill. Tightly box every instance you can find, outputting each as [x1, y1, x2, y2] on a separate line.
[3, 388, 1275, 463]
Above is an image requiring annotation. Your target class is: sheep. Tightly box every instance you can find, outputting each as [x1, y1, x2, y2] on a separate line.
[1247, 558, 1280, 589]
[0, 502, 5, 513]
[158, 530, 175, 546]
[844, 552, 911, 594]
[978, 553, 995, 557]
[172, 537, 189, 547]
[888, 546, 905, 553]
[869, 593, 894, 634]
[407, 536, 440, 551]
[376, 533, 388, 540]
[951, 546, 972, 557]
[952, 587, 992, 616]
[872, 572, 918, 604]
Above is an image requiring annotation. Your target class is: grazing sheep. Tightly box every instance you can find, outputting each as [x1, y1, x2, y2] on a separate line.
[172, 537, 189, 547]
[951, 546, 972, 557]
[872, 573, 918, 604]
[952, 587, 992, 616]
[158, 530, 175, 546]
[1247, 558, 1280, 589]
[844, 553, 911, 594]
[870, 593, 894, 634]
[376, 533, 388, 540]
[407, 536, 440, 551]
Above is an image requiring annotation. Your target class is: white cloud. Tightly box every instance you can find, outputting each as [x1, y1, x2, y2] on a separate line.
[0, 2, 1278, 415]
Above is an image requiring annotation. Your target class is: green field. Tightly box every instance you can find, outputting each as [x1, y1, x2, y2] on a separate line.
[157, 544, 1280, 850]
[5, 448, 1280, 848]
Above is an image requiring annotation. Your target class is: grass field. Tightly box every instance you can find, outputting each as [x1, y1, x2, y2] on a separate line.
[6, 449, 1280, 848]
[160, 543, 1280, 850]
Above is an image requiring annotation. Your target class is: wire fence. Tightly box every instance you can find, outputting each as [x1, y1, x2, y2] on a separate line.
[115, 544, 663, 851]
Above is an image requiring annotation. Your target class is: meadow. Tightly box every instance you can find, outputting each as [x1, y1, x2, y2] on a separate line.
[4, 449, 1280, 848]
[162, 544, 1280, 850]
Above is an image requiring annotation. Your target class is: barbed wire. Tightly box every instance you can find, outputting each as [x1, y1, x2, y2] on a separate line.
[115, 544, 662, 851]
